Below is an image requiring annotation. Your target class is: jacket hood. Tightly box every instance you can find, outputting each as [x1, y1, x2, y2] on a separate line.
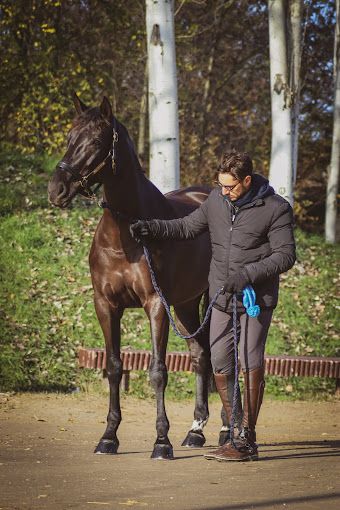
[225, 174, 274, 208]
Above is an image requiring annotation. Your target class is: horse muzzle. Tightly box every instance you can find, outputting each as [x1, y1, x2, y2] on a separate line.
[47, 172, 75, 208]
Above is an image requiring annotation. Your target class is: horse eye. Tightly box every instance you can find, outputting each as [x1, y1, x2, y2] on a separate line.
[91, 138, 102, 147]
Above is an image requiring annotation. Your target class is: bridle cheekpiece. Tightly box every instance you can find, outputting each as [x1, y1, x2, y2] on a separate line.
[56, 118, 118, 203]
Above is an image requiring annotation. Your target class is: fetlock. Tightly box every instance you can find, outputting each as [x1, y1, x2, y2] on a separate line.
[237, 426, 256, 445]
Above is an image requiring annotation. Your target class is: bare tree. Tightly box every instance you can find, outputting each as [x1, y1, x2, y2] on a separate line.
[268, 0, 303, 207]
[137, 58, 148, 166]
[325, 0, 340, 243]
[290, 0, 302, 188]
[146, 0, 179, 193]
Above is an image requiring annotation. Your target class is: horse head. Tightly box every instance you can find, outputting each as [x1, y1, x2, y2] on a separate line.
[48, 94, 117, 208]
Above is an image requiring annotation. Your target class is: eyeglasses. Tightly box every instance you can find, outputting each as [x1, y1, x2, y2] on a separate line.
[215, 180, 240, 192]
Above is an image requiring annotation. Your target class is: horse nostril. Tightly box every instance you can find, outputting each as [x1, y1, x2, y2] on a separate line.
[58, 183, 67, 198]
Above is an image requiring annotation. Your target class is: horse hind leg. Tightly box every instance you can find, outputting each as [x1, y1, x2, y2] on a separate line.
[219, 405, 231, 446]
[174, 301, 210, 448]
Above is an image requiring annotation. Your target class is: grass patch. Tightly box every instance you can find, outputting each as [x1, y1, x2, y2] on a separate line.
[0, 149, 339, 400]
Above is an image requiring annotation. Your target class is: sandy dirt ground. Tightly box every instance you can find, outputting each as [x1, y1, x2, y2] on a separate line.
[0, 392, 339, 510]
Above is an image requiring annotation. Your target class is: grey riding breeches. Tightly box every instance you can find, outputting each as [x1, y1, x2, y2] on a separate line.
[209, 307, 273, 375]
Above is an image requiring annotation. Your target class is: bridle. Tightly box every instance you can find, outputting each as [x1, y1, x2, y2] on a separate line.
[56, 118, 118, 202]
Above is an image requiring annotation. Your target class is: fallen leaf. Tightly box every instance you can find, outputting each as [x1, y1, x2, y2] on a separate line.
[87, 503, 111, 506]
[119, 502, 148, 507]
[34, 415, 47, 422]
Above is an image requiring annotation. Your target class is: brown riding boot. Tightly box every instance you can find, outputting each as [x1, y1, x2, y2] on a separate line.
[204, 373, 242, 460]
[215, 367, 265, 462]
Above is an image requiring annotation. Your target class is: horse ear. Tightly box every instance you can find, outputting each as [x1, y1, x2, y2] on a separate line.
[100, 96, 113, 121]
[73, 93, 88, 115]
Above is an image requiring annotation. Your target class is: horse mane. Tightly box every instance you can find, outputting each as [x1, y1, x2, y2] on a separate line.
[71, 107, 110, 129]
[72, 107, 145, 174]
[120, 122, 146, 175]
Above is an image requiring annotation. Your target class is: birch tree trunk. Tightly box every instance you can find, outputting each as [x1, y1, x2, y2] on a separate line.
[137, 58, 148, 165]
[325, 0, 340, 243]
[268, 0, 294, 206]
[146, 0, 179, 193]
[290, 0, 302, 187]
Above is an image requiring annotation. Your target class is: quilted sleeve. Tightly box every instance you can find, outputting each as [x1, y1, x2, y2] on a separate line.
[146, 198, 209, 240]
[244, 201, 296, 283]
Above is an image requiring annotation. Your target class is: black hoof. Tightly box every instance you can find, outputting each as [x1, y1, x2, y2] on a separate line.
[151, 443, 174, 460]
[94, 439, 119, 455]
[218, 431, 230, 446]
[181, 431, 206, 447]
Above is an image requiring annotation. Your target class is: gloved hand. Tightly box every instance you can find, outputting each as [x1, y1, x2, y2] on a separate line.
[129, 220, 151, 242]
[221, 271, 249, 294]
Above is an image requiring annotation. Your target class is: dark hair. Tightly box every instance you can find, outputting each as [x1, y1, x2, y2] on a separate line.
[214, 150, 253, 182]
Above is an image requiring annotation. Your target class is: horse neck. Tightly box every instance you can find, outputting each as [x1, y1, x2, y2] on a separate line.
[102, 146, 171, 222]
[104, 158, 171, 219]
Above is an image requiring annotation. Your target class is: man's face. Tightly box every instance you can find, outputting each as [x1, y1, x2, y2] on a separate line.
[217, 173, 252, 201]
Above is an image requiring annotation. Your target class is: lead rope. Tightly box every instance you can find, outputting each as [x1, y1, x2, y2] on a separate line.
[229, 293, 239, 447]
[142, 239, 260, 446]
[142, 240, 221, 339]
[99, 200, 257, 445]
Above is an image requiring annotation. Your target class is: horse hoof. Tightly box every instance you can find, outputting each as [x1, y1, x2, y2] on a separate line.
[94, 439, 119, 455]
[181, 431, 206, 447]
[218, 431, 230, 446]
[151, 443, 174, 460]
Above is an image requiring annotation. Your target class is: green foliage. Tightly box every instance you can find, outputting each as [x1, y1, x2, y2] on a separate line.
[268, 228, 340, 359]
[0, 0, 145, 153]
[0, 151, 59, 214]
[0, 0, 336, 230]
[0, 151, 339, 401]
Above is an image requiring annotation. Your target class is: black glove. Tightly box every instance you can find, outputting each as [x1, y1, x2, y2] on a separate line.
[221, 271, 249, 294]
[129, 220, 151, 242]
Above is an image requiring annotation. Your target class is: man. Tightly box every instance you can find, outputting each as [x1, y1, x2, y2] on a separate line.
[130, 150, 296, 461]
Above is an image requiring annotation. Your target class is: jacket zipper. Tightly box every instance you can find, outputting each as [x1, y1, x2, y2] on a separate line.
[230, 205, 238, 231]
[223, 196, 261, 231]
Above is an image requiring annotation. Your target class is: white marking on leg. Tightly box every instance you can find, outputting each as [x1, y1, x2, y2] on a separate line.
[220, 425, 230, 432]
[190, 418, 209, 433]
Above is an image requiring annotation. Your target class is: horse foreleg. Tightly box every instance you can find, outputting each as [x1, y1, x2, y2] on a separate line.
[174, 302, 210, 448]
[145, 299, 173, 460]
[93, 295, 123, 455]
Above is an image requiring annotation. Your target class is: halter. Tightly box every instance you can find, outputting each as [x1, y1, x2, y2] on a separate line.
[56, 118, 118, 202]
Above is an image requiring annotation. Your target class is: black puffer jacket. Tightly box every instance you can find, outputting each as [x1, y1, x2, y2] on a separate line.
[147, 175, 296, 312]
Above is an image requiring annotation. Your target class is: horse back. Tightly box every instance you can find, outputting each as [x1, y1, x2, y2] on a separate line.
[165, 186, 212, 217]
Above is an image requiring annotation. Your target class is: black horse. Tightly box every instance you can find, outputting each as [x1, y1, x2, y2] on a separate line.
[48, 94, 220, 459]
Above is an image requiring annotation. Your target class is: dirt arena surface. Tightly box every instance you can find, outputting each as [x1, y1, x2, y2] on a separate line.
[0, 392, 339, 510]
